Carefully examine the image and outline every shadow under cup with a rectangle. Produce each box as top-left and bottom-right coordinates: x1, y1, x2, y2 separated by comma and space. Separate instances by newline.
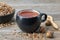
16, 9, 47, 33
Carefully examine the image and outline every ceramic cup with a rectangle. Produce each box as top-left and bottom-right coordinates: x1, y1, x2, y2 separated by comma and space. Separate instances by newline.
16, 9, 47, 33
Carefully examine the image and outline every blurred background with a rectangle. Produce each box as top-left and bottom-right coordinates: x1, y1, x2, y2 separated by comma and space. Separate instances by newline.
0, 0, 60, 21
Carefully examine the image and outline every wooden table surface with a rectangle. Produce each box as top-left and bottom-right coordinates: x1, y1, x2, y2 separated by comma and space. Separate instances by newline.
0, 21, 60, 40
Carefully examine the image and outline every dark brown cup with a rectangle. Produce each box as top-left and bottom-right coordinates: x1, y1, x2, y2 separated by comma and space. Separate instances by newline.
16, 9, 47, 33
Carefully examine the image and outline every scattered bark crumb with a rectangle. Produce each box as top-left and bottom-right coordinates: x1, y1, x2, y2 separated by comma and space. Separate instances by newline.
0, 21, 15, 28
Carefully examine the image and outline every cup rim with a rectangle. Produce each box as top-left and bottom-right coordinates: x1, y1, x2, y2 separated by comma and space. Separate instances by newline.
17, 9, 40, 18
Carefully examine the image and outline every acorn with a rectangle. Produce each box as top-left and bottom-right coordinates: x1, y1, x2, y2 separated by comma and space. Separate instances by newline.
45, 20, 51, 26
46, 30, 54, 38
40, 26, 46, 33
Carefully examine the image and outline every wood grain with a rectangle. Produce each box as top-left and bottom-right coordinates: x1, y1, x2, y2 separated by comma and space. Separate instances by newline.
0, 21, 59, 40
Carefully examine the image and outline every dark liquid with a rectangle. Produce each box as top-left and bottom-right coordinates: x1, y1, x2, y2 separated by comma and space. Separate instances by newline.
19, 11, 39, 18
